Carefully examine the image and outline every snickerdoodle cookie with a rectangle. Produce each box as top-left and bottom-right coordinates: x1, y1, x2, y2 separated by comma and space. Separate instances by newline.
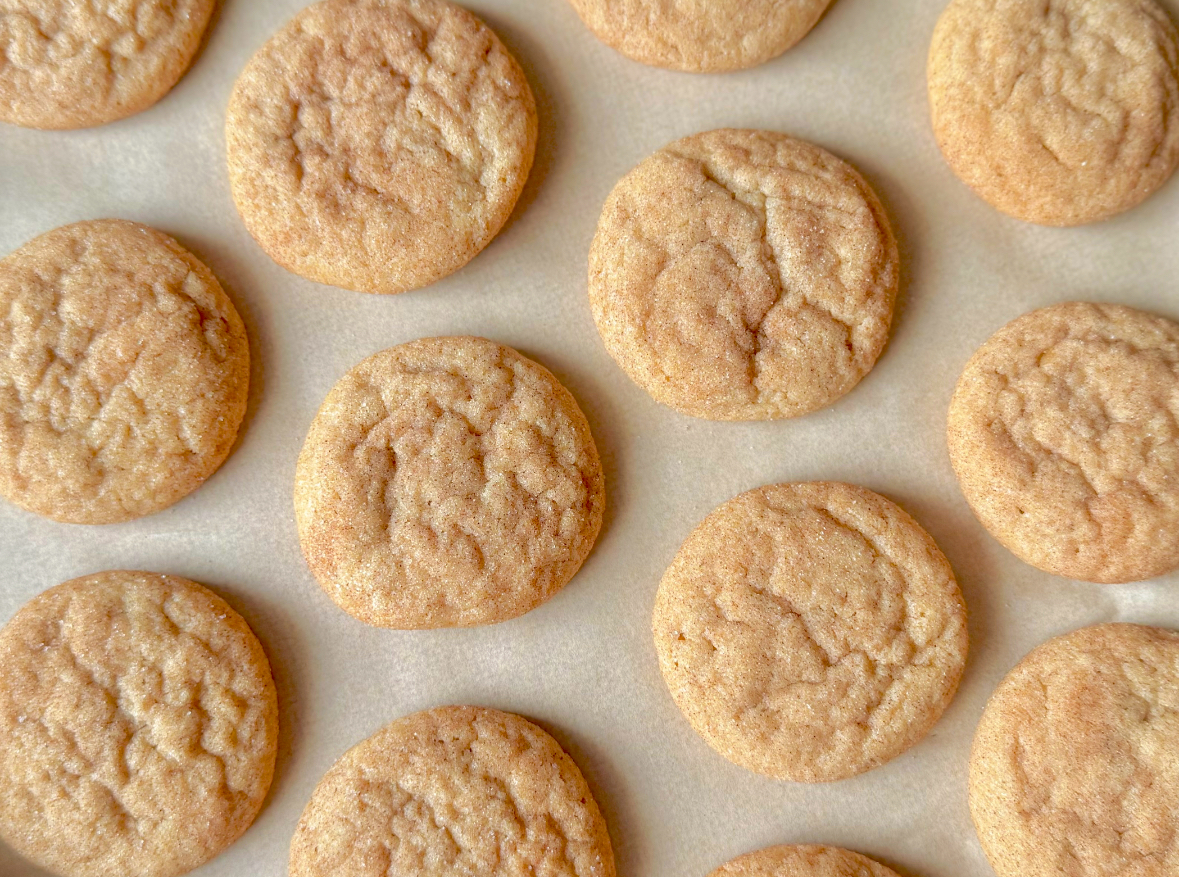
928, 0, 1179, 226
0, 0, 216, 129
566, 0, 835, 72
0, 220, 249, 524
589, 128, 897, 421
289, 706, 615, 877
226, 0, 537, 295
0, 570, 278, 877
653, 481, 967, 782
294, 336, 603, 628
709, 845, 905, 877
948, 302, 1179, 583
970, 623, 1179, 877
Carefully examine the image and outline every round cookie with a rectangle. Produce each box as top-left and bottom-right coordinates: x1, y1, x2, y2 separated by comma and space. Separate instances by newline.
566, 0, 835, 73
289, 705, 615, 877
947, 302, 1179, 583
0, 570, 278, 877
294, 336, 604, 628
0, 220, 250, 525
653, 481, 967, 782
589, 128, 898, 421
226, 0, 537, 295
709, 845, 904, 877
0, 0, 216, 130
970, 623, 1179, 877
928, 0, 1179, 226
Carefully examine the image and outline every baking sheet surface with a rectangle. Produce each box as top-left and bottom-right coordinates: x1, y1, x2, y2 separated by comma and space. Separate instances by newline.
3, 1, 1179, 875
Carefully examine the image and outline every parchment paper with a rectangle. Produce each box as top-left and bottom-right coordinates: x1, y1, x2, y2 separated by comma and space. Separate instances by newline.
3, 1, 1179, 875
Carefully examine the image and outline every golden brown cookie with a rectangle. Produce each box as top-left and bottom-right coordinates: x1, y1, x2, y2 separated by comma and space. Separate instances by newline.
294, 336, 604, 628
589, 128, 897, 421
289, 705, 615, 877
0, 220, 250, 525
226, 0, 537, 295
709, 845, 904, 877
0, 0, 216, 130
928, 0, 1179, 226
948, 302, 1179, 583
0, 570, 278, 877
653, 481, 967, 782
566, 0, 835, 72
970, 623, 1179, 877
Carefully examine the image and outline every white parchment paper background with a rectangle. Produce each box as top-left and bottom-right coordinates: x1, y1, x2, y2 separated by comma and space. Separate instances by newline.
3, 0, 1179, 874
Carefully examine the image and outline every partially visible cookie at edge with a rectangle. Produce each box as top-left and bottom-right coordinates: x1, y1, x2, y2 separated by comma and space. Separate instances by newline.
0, 0, 217, 129
226, 0, 537, 295
709, 844, 905, 877
589, 128, 898, 421
294, 336, 604, 628
948, 302, 1179, 583
0, 220, 250, 524
566, 0, 835, 72
928, 0, 1179, 226
289, 706, 616, 877
970, 623, 1179, 877
0, 570, 278, 877
653, 481, 967, 782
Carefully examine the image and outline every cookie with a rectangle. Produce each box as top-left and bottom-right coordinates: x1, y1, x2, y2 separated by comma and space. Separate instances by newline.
226, 0, 537, 296
566, 0, 834, 72
589, 128, 897, 421
948, 302, 1179, 583
0, 570, 278, 877
709, 845, 904, 877
294, 336, 604, 628
928, 0, 1179, 226
653, 481, 967, 782
0, 0, 216, 130
289, 705, 615, 877
0, 220, 250, 525
970, 623, 1179, 877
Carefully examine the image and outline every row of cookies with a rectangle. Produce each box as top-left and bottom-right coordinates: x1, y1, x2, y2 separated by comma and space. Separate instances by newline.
0, 568, 936, 877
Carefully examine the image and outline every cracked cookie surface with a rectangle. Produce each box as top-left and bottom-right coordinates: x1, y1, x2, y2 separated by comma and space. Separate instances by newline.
289, 706, 615, 877
948, 302, 1179, 583
0, 0, 215, 129
589, 129, 897, 421
0, 570, 278, 877
928, 0, 1179, 226
970, 623, 1179, 877
709, 844, 903, 877
652, 481, 967, 782
226, 0, 537, 295
294, 336, 604, 628
566, 0, 834, 72
0, 220, 249, 525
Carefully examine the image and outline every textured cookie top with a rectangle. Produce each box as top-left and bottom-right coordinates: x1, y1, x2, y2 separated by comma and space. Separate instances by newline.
709, 845, 902, 877
289, 706, 616, 877
929, 0, 1179, 226
226, 0, 537, 295
589, 129, 897, 421
948, 302, 1179, 583
0, 0, 215, 129
653, 482, 967, 782
566, 0, 834, 72
295, 337, 604, 628
970, 623, 1179, 877
0, 220, 249, 525
0, 571, 278, 877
